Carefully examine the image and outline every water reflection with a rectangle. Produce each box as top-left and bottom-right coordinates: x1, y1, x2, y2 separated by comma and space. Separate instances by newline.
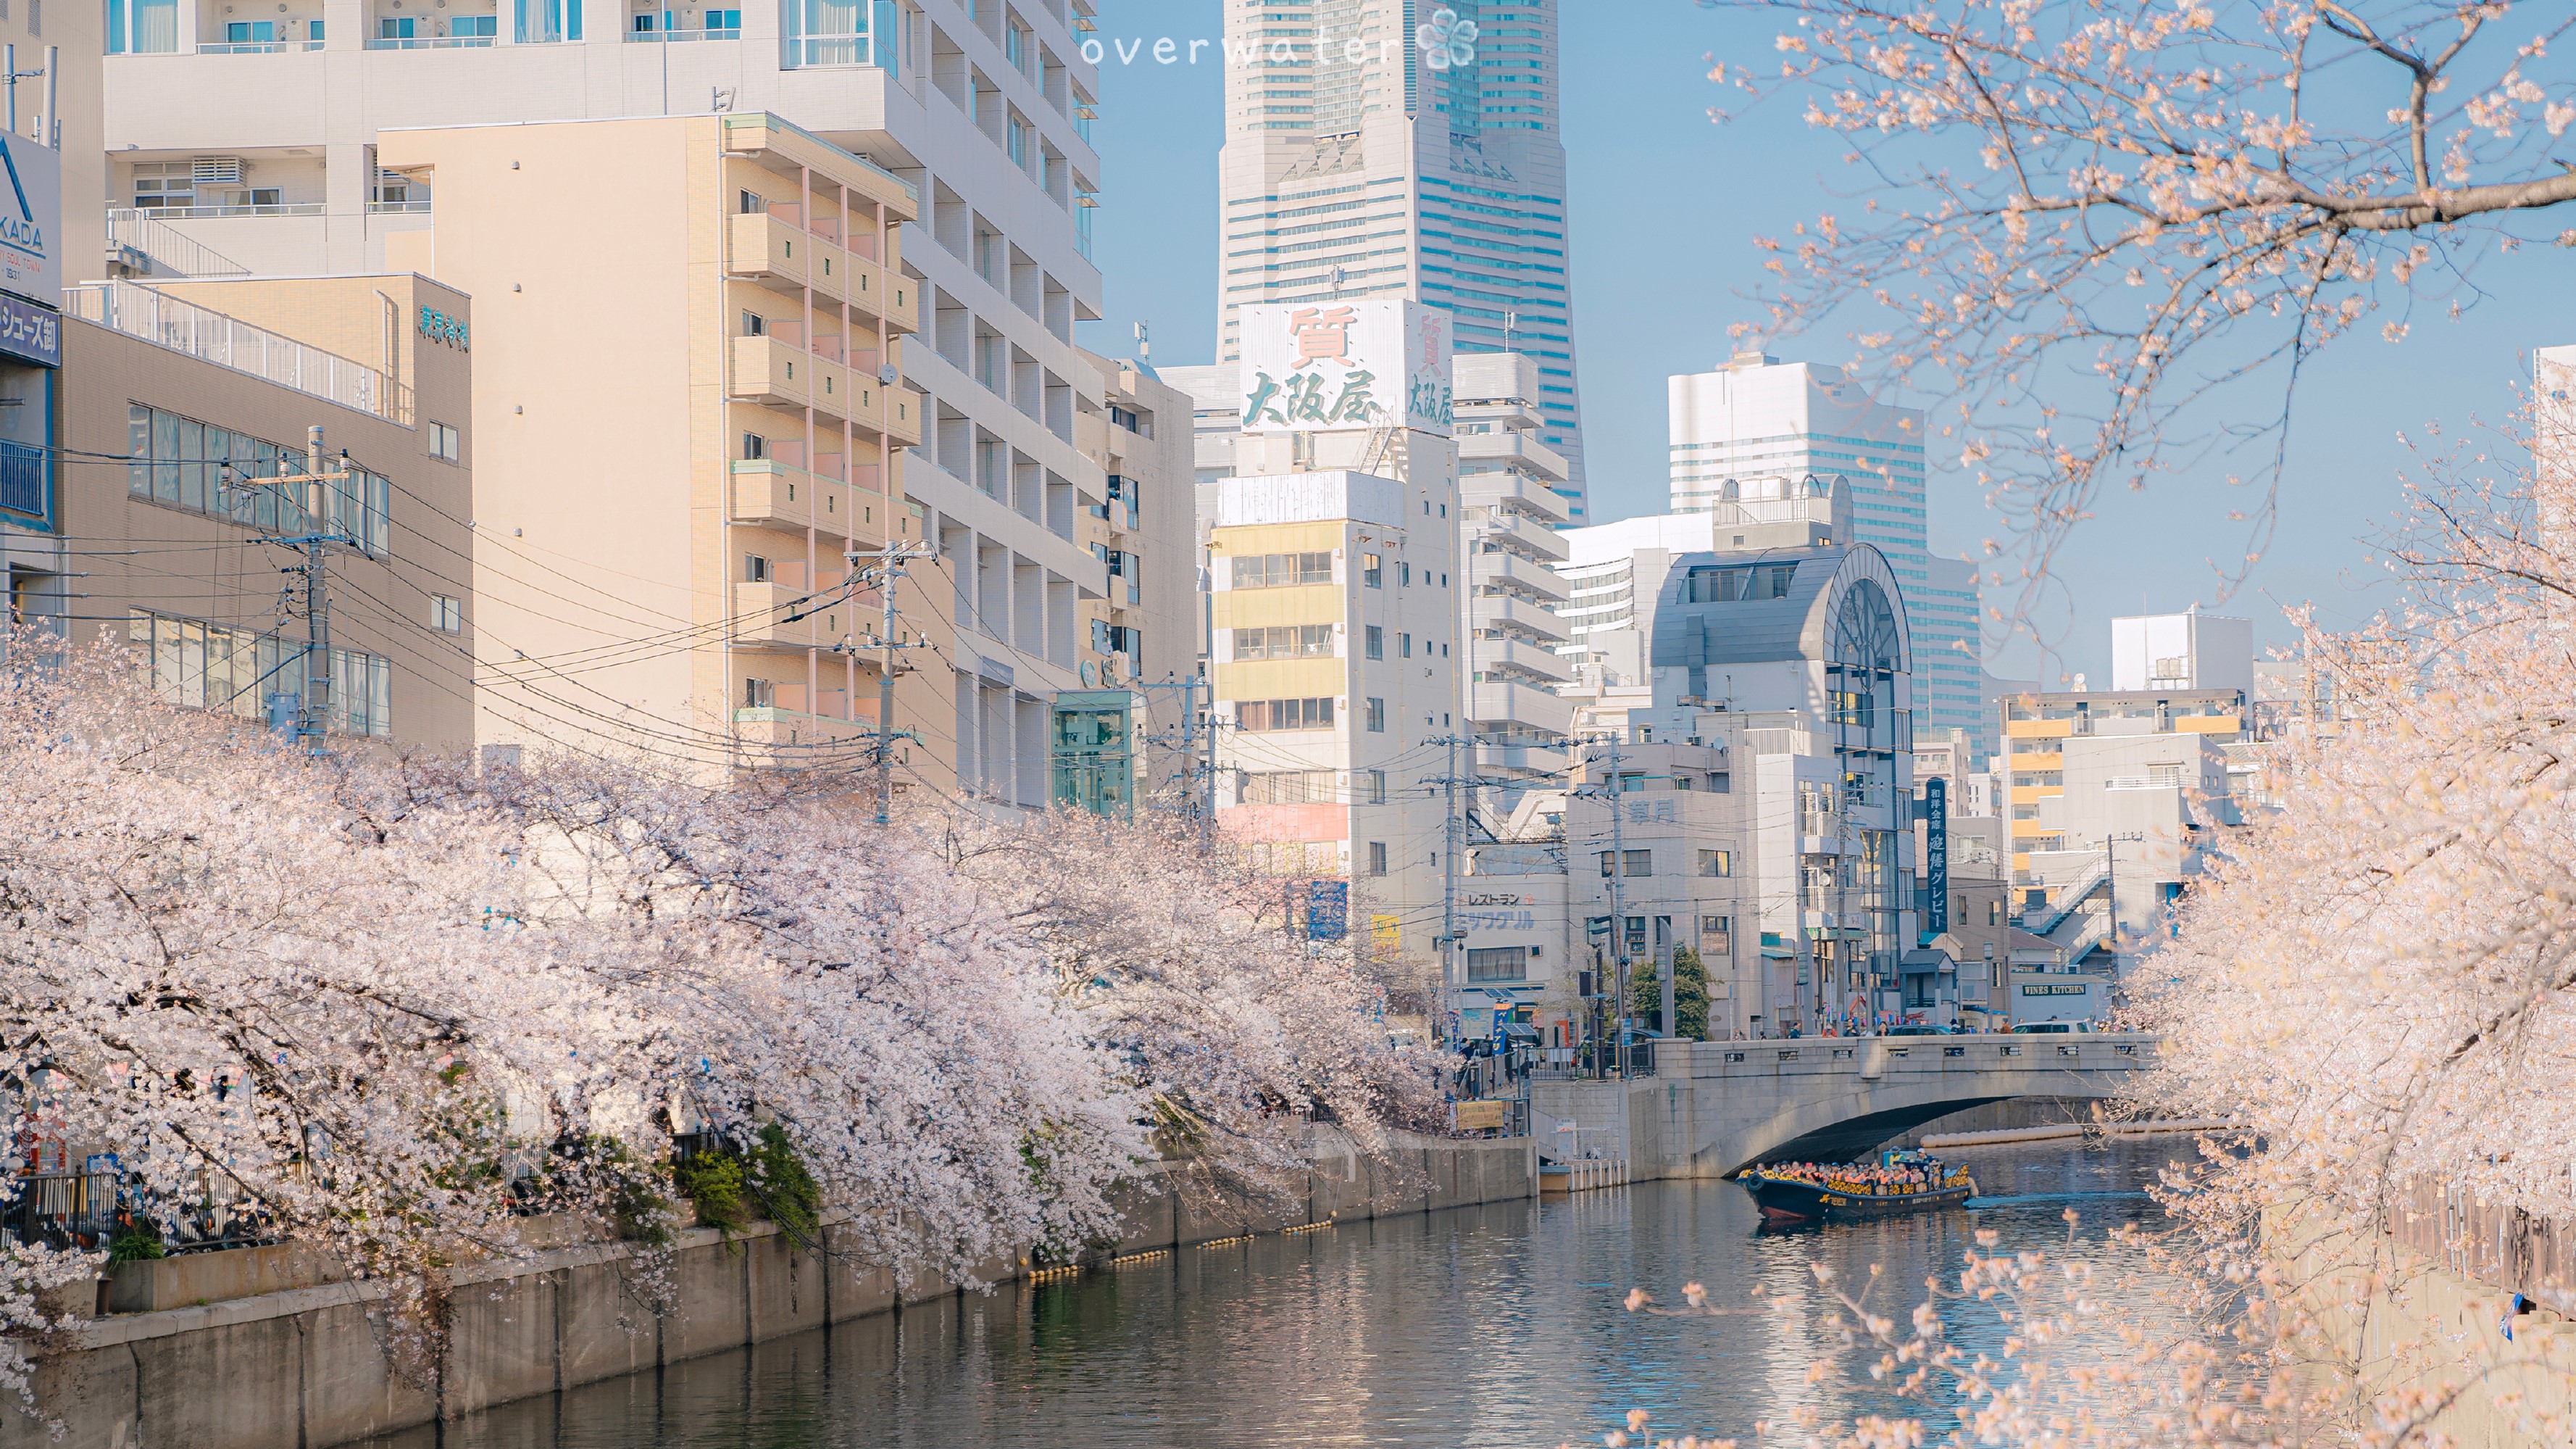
383, 1138, 2199, 1449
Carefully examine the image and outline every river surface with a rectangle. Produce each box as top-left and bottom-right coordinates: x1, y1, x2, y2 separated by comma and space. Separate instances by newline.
383, 1137, 2201, 1448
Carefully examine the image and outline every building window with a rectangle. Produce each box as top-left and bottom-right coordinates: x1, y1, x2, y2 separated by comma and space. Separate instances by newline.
1232, 624, 1333, 660
1399, 631, 1412, 658
431, 595, 463, 634
743, 678, 775, 708
1229, 552, 1332, 588
511, 0, 580, 40
1699, 916, 1732, 953
129, 610, 390, 736
1239, 769, 1338, 805
1466, 947, 1527, 984
1364, 697, 1384, 733
1364, 625, 1383, 660
108, 0, 181, 57
741, 432, 767, 460
428, 420, 461, 462
1698, 849, 1732, 877
1362, 552, 1381, 588
741, 310, 767, 336
1238, 697, 1335, 732
744, 553, 772, 583
1598, 850, 1652, 878
126, 402, 391, 556
739, 188, 764, 215
1366, 769, 1386, 805
1399, 562, 1411, 587
1367, 841, 1388, 876
1988, 900, 2002, 926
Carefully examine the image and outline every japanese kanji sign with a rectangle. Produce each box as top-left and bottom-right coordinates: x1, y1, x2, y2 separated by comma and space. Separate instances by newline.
1239, 300, 1452, 438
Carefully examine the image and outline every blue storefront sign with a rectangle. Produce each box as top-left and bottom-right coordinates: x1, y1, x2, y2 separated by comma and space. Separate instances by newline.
1305, 879, 1349, 941
0, 289, 59, 367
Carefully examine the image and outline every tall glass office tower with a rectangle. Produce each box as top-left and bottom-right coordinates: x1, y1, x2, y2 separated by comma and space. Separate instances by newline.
1213, 0, 1588, 520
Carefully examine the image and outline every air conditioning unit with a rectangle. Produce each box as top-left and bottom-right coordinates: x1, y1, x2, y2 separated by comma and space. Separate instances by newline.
192, 156, 247, 185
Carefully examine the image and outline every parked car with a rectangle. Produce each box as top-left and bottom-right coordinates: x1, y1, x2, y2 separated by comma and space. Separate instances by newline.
2009, 1021, 2093, 1034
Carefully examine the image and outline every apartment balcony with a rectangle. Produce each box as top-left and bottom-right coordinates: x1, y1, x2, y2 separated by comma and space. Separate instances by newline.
1471, 679, 1573, 736
1472, 595, 1570, 645
1477, 551, 1571, 605
729, 458, 888, 546
731, 700, 880, 754
1462, 469, 1573, 527
726, 210, 914, 334
729, 212, 809, 288
1474, 510, 1570, 564
1473, 639, 1574, 686
730, 572, 857, 651
1459, 430, 1571, 486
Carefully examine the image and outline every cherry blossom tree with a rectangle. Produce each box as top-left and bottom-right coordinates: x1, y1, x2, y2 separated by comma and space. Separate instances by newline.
930, 807, 1447, 1205
0, 633, 1147, 1411
1718, 0, 2576, 613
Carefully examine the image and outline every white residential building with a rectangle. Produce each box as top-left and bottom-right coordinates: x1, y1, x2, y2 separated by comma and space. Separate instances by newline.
1212, 0, 1589, 520
106, 0, 1121, 803
1454, 351, 1570, 776
2111, 608, 2254, 694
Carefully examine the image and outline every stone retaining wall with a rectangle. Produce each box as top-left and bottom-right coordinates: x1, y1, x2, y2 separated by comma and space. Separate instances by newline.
1, 1134, 1533, 1449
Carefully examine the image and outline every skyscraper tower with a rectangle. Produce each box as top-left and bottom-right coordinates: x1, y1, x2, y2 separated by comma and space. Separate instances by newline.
1214, 0, 1590, 522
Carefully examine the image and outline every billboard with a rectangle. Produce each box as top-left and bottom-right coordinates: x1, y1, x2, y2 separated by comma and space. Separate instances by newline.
0, 131, 58, 311
1238, 299, 1451, 436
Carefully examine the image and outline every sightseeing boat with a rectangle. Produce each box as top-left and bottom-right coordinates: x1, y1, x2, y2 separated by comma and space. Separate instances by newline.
1737, 1148, 1976, 1222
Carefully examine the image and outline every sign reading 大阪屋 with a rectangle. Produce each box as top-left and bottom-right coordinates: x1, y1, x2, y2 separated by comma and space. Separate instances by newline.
1238, 299, 1451, 437
0, 130, 59, 312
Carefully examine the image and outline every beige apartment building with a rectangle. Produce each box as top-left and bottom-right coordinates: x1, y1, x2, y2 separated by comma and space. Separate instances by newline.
55, 273, 477, 750
367, 112, 949, 779
1069, 350, 1196, 808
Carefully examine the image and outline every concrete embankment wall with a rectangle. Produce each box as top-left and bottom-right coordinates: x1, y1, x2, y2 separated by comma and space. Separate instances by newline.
2277, 1195, 2576, 1446
4, 1134, 1533, 1449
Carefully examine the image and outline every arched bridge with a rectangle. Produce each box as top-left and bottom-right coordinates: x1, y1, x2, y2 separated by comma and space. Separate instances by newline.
1529, 1034, 2162, 1178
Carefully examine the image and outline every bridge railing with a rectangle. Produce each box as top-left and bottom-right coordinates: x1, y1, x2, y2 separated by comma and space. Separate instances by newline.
1672, 1033, 2162, 1081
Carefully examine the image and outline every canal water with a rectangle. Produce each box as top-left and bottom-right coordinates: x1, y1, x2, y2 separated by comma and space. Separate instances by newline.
385, 1137, 2201, 1448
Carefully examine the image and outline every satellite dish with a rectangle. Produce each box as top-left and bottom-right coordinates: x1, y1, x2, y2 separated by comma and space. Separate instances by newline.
878, 365, 899, 386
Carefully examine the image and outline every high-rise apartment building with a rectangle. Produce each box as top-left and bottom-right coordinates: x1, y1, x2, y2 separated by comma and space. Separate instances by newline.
1667, 352, 1983, 755
1213, 0, 1588, 520
107, 0, 1123, 798
1454, 352, 1570, 776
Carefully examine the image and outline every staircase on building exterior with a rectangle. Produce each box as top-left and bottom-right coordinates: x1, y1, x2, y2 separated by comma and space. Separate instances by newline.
104, 209, 251, 281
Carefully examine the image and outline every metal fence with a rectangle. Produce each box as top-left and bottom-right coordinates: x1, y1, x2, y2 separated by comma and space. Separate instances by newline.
64, 281, 414, 425
2, 1169, 119, 1249
0, 439, 42, 517
102, 208, 251, 280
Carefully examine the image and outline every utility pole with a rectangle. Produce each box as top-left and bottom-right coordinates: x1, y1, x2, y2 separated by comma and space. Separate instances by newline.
1440, 731, 1460, 1047
840, 539, 933, 826
1604, 732, 1629, 1080
263, 425, 364, 757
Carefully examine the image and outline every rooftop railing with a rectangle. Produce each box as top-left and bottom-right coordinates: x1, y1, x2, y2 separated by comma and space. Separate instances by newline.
64, 281, 414, 425
104, 207, 252, 278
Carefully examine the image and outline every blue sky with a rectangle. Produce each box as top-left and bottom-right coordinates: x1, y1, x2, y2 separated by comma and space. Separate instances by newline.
1072, 0, 2576, 685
